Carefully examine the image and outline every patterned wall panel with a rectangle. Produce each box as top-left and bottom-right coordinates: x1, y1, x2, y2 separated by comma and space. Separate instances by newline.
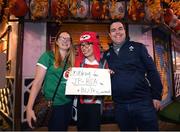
152, 29, 173, 106
21, 77, 33, 123
174, 72, 180, 98
22, 22, 46, 123
0, 77, 14, 122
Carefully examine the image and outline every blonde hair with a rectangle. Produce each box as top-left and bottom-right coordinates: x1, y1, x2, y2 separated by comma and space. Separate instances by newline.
54, 31, 75, 68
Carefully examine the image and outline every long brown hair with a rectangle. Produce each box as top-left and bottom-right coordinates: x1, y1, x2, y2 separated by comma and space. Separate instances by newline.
54, 31, 75, 68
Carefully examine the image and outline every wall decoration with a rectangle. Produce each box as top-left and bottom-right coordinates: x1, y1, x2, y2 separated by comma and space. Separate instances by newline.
101, 0, 109, 19
128, 25, 154, 58
174, 72, 180, 98
171, 35, 180, 98
30, 0, 49, 20
90, 0, 110, 20
69, 0, 89, 19
0, 8, 9, 35
22, 77, 33, 122
164, 8, 180, 35
9, 0, 29, 17
51, 0, 69, 20
109, 0, 125, 20
152, 29, 173, 106
163, 0, 180, 17
0, 77, 14, 122
0, 0, 4, 18
23, 23, 46, 77
154, 44, 170, 100
128, 0, 145, 21
144, 0, 162, 23
91, 0, 103, 19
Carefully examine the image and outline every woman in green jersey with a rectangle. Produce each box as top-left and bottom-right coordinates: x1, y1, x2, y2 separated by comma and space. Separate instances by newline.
26, 31, 75, 131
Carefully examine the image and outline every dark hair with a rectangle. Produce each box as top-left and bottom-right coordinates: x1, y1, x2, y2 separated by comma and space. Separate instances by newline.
109, 19, 126, 33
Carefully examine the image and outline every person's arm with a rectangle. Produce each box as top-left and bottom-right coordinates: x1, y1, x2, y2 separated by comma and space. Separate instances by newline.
140, 45, 163, 110
102, 51, 114, 74
26, 66, 46, 128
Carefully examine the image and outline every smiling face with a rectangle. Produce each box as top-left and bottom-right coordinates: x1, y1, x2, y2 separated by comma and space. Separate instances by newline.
80, 42, 94, 59
78, 31, 101, 62
109, 22, 126, 45
57, 32, 71, 50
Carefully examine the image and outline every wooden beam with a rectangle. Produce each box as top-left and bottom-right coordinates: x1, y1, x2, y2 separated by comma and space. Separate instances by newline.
14, 21, 24, 130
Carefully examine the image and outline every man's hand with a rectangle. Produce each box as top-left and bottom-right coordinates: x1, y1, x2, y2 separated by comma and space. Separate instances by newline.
108, 69, 115, 74
153, 99, 161, 111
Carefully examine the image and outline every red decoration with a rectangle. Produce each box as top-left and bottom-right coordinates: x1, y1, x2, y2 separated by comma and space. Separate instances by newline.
164, 8, 180, 35
51, 0, 68, 19
91, 0, 102, 19
9, 0, 28, 17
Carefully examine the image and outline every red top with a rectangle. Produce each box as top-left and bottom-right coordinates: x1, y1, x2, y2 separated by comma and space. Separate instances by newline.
80, 63, 101, 104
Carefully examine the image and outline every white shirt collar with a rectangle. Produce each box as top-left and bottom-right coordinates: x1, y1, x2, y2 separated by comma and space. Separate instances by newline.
84, 58, 99, 65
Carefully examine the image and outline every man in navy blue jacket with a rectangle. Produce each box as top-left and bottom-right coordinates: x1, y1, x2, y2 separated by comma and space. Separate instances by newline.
104, 20, 163, 131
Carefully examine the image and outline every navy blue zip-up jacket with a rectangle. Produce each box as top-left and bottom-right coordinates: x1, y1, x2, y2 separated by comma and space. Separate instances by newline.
104, 39, 163, 103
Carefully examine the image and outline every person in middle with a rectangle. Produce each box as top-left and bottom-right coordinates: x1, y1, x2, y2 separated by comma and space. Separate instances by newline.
74, 31, 107, 131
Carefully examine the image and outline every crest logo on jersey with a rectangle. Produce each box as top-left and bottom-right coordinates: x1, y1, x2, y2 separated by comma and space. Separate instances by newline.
63, 69, 70, 80
129, 46, 134, 51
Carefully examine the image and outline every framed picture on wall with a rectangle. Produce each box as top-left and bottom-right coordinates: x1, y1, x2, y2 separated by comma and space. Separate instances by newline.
152, 28, 173, 106
128, 25, 154, 58
172, 35, 180, 70
171, 35, 180, 98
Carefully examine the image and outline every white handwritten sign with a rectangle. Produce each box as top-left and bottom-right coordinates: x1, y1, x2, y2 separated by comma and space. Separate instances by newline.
65, 68, 111, 95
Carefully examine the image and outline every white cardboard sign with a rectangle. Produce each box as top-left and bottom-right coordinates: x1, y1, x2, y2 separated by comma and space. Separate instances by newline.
65, 68, 111, 95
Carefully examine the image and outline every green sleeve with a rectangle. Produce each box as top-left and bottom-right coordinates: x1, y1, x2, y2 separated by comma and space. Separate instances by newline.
37, 52, 51, 69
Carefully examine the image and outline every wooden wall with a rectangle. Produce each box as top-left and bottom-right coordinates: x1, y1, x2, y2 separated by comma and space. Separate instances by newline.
60, 23, 111, 50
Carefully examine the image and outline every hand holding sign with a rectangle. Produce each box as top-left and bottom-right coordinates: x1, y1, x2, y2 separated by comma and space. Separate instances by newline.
65, 68, 111, 95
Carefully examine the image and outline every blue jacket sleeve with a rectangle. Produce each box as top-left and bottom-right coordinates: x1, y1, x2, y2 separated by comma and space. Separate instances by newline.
140, 45, 163, 100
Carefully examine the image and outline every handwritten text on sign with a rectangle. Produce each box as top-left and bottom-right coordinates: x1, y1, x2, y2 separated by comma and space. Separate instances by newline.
65, 68, 111, 95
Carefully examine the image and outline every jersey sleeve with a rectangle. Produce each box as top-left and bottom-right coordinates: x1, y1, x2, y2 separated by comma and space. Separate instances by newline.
37, 52, 51, 70
140, 45, 163, 100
